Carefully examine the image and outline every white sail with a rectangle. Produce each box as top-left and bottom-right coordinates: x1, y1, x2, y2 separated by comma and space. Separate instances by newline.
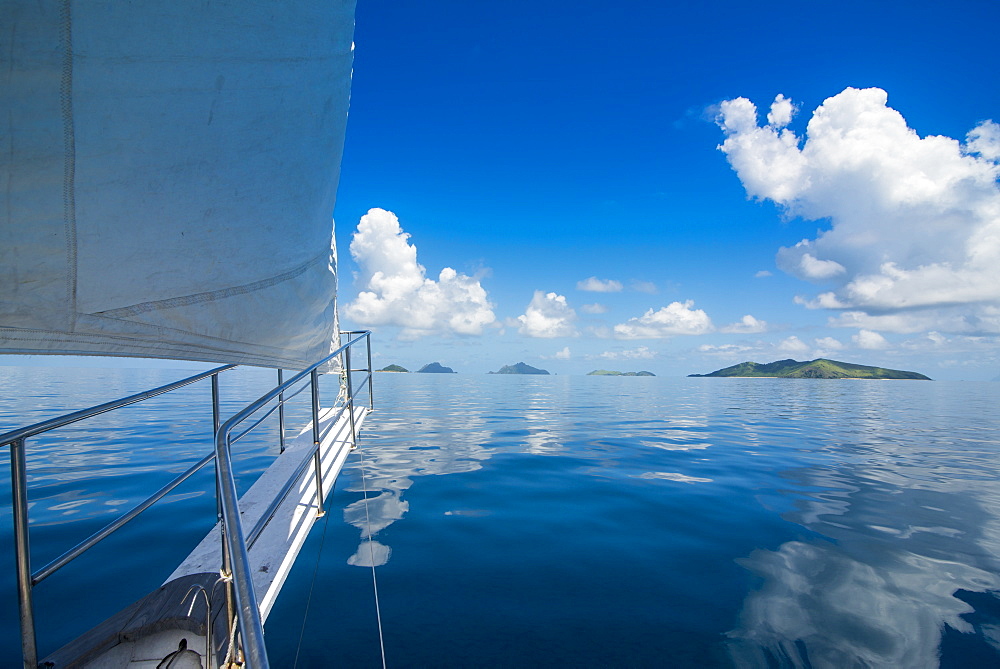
1, 0, 355, 369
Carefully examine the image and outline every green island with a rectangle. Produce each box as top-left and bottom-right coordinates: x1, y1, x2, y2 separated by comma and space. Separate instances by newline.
587, 370, 655, 376
489, 362, 550, 375
689, 358, 931, 380
377, 364, 409, 373
417, 362, 456, 373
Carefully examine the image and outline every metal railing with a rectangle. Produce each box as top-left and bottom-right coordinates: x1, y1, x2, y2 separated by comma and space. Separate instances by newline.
1, 330, 373, 668
216, 331, 373, 667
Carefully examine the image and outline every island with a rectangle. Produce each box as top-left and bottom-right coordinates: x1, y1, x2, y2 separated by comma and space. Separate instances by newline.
377, 364, 409, 373
489, 362, 550, 375
689, 358, 930, 380
416, 362, 456, 373
587, 370, 655, 376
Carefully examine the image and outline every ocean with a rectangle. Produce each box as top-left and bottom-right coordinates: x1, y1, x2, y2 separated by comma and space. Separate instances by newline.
2, 366, 1000, 667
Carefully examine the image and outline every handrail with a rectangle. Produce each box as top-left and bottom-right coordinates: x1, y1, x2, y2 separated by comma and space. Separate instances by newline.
229, 377, 312, 446
215, 330, 372, 668
3, 363, 236, 669
4, 331, 374, 668
0, 364, 235, 447
31, 451, 218, 585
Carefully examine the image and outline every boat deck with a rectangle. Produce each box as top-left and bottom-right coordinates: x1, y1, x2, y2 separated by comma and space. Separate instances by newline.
43, 403, 369, 668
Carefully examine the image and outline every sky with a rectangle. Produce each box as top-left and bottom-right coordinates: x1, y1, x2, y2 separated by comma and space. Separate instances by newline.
332, 0, 1000, 379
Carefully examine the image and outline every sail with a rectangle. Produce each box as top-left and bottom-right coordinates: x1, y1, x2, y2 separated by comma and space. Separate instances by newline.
1, 1, 355, 369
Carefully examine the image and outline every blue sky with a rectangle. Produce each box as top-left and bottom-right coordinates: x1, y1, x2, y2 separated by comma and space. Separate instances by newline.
334, 0, 1000, 379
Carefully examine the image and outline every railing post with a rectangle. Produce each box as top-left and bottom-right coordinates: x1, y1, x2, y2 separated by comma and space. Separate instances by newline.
215, 428, 268, 667
277, 369, 286, 454
344, 345, 357, 447
10, 438, 38, 669
212, 373, 223, 524
310, 369, 324, 517
219, 433, 237, 650
366, 332, 374, 410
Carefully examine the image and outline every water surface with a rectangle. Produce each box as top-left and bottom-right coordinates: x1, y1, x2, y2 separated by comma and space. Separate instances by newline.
3, 369, 1000, 667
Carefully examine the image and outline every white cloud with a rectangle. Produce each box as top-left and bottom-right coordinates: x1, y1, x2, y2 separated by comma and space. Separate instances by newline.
613, 300, 714, 339
814, 336, 844, 351
577, 277, 623, 293
901, 331, 948, 352
717, 88, 1000, 333
698, 343, 754, 356
541, 346, 572, 360
580, 302, 609, 315
967, 120, 1000, 161
791, 249, 846, 280
345, 208, 496, 337
517, 291, 577, 338
828, 309, 979, 334
597, 346, 656, 360
852, 329, 889, 350
777, 336, 810, 354
755, 270, 773, 278
721, 314, 768, 334
766, 93, 796, 128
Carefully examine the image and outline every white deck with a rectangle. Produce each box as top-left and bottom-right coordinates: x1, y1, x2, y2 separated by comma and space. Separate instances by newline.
169, 402, 369, 620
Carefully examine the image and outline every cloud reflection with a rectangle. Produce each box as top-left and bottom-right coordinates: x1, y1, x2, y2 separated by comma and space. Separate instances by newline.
728, 462, 1000, 667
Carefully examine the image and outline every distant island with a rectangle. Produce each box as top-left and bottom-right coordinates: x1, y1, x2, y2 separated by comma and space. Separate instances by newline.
689, 358, 930, 380
377, 364, 409, 373
417, 362, 456, 373
489, 362, 549, 375
587, 370, 655, 377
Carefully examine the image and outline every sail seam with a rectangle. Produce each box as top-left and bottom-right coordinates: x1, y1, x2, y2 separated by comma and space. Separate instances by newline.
0, 327, 289, 355
94, 249, 328, 319
61, 0, 78, 331
0, 330, 307, 368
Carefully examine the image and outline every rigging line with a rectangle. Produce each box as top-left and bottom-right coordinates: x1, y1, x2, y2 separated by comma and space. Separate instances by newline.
358, 432, 388, 669
293, 482, 335, 669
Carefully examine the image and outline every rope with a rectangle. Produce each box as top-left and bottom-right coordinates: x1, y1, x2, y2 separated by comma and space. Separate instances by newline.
358, 430, 388, 668
223, 614, 239, 667
293, 476, 335, 668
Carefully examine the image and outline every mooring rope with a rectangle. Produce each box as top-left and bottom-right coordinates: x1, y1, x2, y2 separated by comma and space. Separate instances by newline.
293, 477, 335, 669
358, 430, 388, 669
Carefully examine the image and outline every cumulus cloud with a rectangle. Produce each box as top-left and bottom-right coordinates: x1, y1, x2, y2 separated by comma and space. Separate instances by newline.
814, 336, 844, 351
613, 301, 713, 339
790, 248, 846, 280
541, 346, 572, 360
766, 93, 796, 128
968, 120, 1000, 161
517, 291, 578, 338
755, 270, 773, 278
721, 314, 768, 334
852, 329, 889, 350
580, 302, 609, 315
717, 88, 1000, 333
698, 343, 754, 356
577, 277, 623, 293
596, 346, 656, 360
345, 209, 496, 337
777, 336, 810, 354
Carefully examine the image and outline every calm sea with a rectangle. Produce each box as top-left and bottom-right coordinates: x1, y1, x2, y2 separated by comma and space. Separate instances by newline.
3, 367, 1000, 668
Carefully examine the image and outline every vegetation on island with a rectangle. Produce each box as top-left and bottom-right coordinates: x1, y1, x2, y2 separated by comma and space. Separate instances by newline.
489, 362, 550, 375
377, 364, 409, 373
417, 362, 456, 373
689, 358, 930, 380
587, 370, 655, 376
